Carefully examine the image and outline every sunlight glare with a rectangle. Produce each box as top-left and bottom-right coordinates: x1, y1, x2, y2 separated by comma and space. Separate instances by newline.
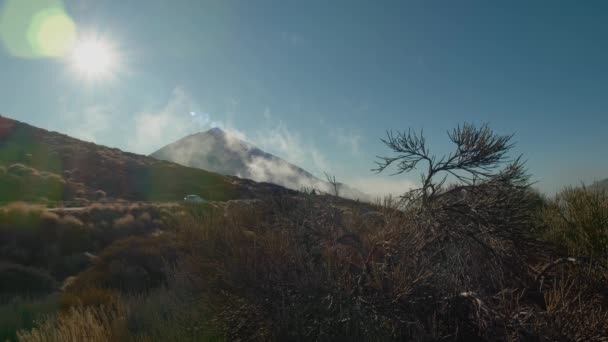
69, 37, 117, 79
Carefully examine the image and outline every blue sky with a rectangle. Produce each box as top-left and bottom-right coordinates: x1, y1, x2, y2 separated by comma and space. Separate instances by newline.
0, 0, 607, 195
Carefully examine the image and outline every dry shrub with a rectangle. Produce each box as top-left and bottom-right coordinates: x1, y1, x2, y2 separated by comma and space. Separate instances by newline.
68, 235, 179, 294
165, 186, 605, 340
114, 213, 135, 227
490, 265, 608, 341
0, 262, 57, 297
137, 212, 151, 223
40, 211, 61, 224
57, 216, 92, 255
59, 287, 118, 310
0, 202, 45, 235
39, 172, 66, 185
61, 215, 83, 227
17, 302, 129, 342
538, 269, 608, 340
0, 295, 59, 342
167, 196, 444, 340
2, 201, 45, 213
87, 202, 105, 210
7, 164, 39, 177
9, 192, 607, 340
122, 279, 217, 341
93, 190, 106, 200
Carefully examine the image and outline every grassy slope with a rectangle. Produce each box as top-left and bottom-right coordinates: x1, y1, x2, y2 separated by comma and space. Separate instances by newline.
0, 115, 238, 202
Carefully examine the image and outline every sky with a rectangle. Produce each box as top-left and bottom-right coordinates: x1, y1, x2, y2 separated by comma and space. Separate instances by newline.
0, 0, 607, 196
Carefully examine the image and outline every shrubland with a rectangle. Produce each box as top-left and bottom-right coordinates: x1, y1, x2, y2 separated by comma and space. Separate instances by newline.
1, 124, 606, 341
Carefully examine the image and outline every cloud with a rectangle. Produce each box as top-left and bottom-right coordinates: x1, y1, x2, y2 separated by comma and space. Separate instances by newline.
335, 128, 363, 155
255, 122, 306, 165
245, 156, 327, 190
345, 176, 417, 199
127, 87, 225, 154
253, 121, 330, 175
58, 103, 116, 145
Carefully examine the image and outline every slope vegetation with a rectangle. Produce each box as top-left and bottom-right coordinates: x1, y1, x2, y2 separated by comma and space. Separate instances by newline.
0, 116, 238, 202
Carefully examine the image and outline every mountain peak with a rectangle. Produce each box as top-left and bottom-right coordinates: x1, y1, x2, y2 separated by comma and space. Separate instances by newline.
207, 127, 225, 135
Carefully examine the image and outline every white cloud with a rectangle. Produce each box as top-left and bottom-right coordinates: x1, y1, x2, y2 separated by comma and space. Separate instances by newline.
345, 176, 417, 199
127, 87, 225, 154
253, 121, 331, 175
310, 148, 331, 174
245, 156, 327, 190
255, 122, 306, 165
59, 103, 116, 144
336, 128, 363, 155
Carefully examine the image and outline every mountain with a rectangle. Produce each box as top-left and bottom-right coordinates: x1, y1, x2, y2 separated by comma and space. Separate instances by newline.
0, 115, 289, 202
151, 128, 370, 200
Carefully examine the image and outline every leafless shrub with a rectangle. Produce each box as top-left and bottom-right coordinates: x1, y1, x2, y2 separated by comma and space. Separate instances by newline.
324, 172, 341, 197
374, 123, 538, 295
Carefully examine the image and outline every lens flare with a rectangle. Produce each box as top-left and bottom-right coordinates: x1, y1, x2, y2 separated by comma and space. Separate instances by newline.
28, 8, 76, 57
0, 0, 76, 58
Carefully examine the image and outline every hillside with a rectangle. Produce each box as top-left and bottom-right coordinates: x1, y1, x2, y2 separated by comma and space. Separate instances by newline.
151, 128, 369, 200
0, 115, 247, 202
2, 120, 607, 341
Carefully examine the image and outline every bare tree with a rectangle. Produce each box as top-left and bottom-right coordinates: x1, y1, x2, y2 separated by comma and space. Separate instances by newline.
323, 172, 341, 197
374, 123, 537, 293
373, 123, 529, 204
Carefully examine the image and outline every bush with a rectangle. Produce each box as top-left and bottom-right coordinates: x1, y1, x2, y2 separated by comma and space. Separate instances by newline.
17, 302, 129, 342
114, 213, 135, 227
51, 253, 91, 280
69, 235, 179, 293
59, 287, 118, 310
0, 262, 56, 297
0, 295, 59, 342
57, 216, 93, 255
539, 186, 608, 259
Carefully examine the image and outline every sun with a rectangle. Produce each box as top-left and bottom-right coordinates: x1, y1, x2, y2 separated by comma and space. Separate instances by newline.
69, 37, 117, 79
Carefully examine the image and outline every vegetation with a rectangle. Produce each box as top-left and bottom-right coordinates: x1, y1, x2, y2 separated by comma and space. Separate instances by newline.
0, 123, 606, 341
0, 115, 239, 202
538, 185, 608, 260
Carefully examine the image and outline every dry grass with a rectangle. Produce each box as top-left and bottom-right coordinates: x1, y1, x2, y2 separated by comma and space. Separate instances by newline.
7, 188, 608, 341
17, 303, 129, 342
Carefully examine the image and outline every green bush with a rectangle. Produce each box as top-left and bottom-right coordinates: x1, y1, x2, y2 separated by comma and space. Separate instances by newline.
539, 186, 608, 259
